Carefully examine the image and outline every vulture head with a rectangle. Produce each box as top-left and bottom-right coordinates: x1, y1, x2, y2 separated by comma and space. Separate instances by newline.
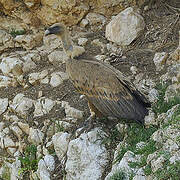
45, 23, 74, 58
45, 23, 66, 37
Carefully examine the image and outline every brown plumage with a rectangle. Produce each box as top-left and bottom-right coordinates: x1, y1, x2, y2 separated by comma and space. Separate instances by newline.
45, 23, 150, 125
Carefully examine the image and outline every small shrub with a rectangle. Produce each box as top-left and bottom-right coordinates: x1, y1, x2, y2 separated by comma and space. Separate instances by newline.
101, 127, 123, 146
152, 83, 180, 115
115, 124, 157, 163
10, 28, 26, 37
144, 164, 152, 176
155, 161, 180, 180
18, 144, 40, 177
108, 170, 126, 180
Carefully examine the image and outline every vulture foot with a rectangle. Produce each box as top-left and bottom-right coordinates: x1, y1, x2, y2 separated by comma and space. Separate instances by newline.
76, 114, 96, 137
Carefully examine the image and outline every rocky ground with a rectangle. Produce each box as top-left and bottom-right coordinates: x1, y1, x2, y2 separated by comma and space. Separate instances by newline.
0, 1, 180, 180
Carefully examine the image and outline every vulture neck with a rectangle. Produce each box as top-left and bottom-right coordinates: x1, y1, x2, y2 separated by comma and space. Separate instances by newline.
59, 31, 73, 59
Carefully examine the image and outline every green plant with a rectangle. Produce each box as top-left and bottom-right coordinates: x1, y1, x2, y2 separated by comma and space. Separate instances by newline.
155, 161, 180, 180
55, 120, 65, 132
152, 83, 180, 115
115, 124, 157, 163
10, 28, 26, 37
108, 170, 126, 180
18, 144, 40, 177
114, 124, 157, 178
144, 164, 152, 175
101, 127, 123, 146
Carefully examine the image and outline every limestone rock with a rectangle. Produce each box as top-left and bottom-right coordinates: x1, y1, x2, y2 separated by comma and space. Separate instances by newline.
17, 122, 30, 135
163, 139, 179, 153
0, 122, 5, 132
86, 13, 106, 25
10, 158, 21, 180
21, 53, 37, 73
10, 125, 23, 139
37, 155, 55, 180
48, 50, 68, 65
106, 43, 122, 54
78, 38, 88, 46
130, 66, 138, 75
151, 155, 166, 172
34, 97, 56, 117
144, 111, 157, 126
28, 70, 48, 85
163, 104, 180, 125
133, 168, 146, 180
28, 128, 44, 145
10, 93, 35, 118
0, 75, 18, 88
153, 52, 168, 71
66, 128, 108, 180
0, 30, 14, 53
95, 55, 106, 61
169, 151, 180, 164
0, 57, 23, 77
3, 114, 20, 123
105, 150, 141, 179
62, 101, 84, 119
136, 142, 146, 150
148, 88, 159, 103
2, 127, 9, 135
22, 51, 41, 63
91, 39, 105, 53
38, 0, 89, 26
151, 129, 163, 143
105, 7, 145, 45
0, 98, 8, 115
3, 136, 16, 148
24, 0, 40, 8
164, 84, 180, 102
52, 132, 71, 160
80, 19, 89, 27
14, 33, 43, 50
50, 72, 69, 87
163, 126, 180, 144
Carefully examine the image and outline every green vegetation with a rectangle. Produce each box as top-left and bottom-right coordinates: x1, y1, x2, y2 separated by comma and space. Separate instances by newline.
101, 127, 123, 146
164, 104, 180, 128
108, 170, 126, 180
152, 83, 180, 115
18, 144, 40, 177
155, 159, 180, 179
114, 124, 157, 178
55, 120, 65, 132
115, 124, 157, 163
144, 164, 152, 175
109, 82, 180, 179
10, 28, 26, 37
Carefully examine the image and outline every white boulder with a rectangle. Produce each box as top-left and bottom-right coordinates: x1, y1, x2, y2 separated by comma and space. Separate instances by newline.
0, 98, 8, 115
52, 132, 71, 160
105, 7, 145, 45
65, 128, 108, 180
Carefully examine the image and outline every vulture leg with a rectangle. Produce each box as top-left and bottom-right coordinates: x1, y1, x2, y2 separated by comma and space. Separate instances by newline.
76, 100, 103, 137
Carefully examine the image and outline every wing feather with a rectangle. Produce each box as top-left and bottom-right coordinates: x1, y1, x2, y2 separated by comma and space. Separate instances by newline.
66, 59, 150, 124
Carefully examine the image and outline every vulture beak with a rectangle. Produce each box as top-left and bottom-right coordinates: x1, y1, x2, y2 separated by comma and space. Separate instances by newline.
44, 29, 51, 36
44, 24, 63, 36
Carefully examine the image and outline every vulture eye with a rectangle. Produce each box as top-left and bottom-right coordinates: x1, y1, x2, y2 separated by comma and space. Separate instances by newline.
50, 26, 61, 34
